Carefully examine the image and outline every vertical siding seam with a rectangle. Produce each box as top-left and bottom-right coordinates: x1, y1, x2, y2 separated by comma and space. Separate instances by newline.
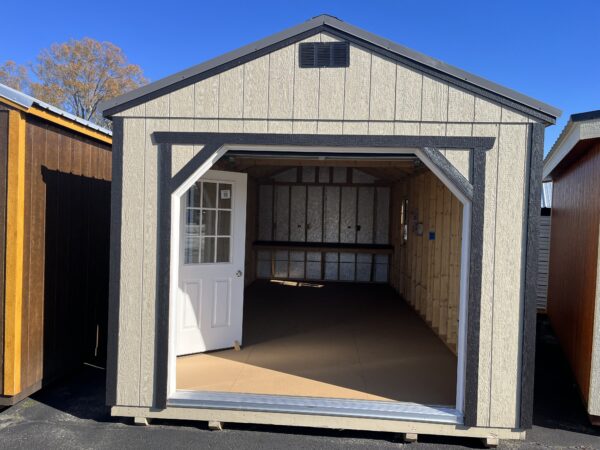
241, 63, 246, 122
266, 54, 271, 131
488, 109, 503, 425
316, 33, 323, 128
291, 42, 297, 132
367, 53, 373, 135
341, 60, 347, 134
392, 60, 398, 127
516, 123, 530, 424
217, 74, 221, 132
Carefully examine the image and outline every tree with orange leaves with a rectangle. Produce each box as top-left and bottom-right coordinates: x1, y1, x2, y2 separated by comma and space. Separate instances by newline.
0, 38, 146, 127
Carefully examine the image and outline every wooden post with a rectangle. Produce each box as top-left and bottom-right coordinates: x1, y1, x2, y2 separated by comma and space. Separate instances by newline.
3, 110, 26, 396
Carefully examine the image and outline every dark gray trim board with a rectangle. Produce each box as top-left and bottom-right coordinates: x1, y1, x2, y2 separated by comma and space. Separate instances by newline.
571, 110, 600, 123
463, 149, 486, 427
153, 131, 495, 150
148, 133, 488, 428
519, 123, 545, 429
106, 117, 124, 406
101, 15, 560, 123
154, 144, 173, 409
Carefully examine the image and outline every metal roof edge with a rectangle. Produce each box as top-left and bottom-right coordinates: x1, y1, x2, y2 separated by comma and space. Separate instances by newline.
543, 110, 600, 179
0, 82, 112, 136
101, 14, 561, 122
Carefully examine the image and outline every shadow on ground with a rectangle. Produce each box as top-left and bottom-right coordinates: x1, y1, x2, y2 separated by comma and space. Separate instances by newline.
531, 315, 600, 437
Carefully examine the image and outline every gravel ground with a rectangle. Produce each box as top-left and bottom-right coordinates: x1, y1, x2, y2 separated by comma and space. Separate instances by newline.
0, 315, 599, 449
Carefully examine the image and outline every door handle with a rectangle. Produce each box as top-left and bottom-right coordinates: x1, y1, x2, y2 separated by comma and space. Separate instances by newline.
236, 270, 243, 277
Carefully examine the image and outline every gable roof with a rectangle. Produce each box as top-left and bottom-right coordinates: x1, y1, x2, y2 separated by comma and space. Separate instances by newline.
100, 14, 561, 123
543, 109, 600, 180
0, 82, 112, 144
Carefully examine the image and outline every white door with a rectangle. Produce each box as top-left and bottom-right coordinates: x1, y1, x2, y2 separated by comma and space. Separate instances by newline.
176, 170, 247, 356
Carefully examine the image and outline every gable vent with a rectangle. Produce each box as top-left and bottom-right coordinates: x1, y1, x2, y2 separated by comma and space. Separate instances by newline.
299, 42, 350, 68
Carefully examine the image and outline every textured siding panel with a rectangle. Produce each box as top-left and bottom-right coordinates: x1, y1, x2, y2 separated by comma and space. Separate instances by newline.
268, 46, 295, 119
139, 116, 168, 406
369, 56, 396, 121
474, 97, 502, 123
219, 65, 244, 132
395, 65, 422, 121
117, 118, 146, 405
343, 45, 371, 120
169, 85, 194, 118
243, 56, 269, 119
472, 123, 500, 426
421, 77, 448, 122
293, 36, 321, 122
445, 124, 473, 180
448, 87, 475, 123
489, 124, 528, 427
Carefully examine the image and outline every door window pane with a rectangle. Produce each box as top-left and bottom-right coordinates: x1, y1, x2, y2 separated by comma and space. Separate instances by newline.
202, 182, 217, 208
216, 237, 230, 263
186, 209, 201, 235
187, 183, 201, 208
201, 210, 216, 235
217, 210, 231, 236
184, 180, 234, 265
201, 237, 216, 263
185, 236, 200, 264
218, 183, 232, 209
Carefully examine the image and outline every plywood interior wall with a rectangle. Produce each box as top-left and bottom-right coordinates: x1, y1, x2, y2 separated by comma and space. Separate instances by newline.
252, 166, 391, 283
244, 177, 257, 287
390, 171, 463, 353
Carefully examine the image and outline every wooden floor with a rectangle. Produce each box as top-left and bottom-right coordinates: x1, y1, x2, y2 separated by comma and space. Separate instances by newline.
177, 281, 457, 405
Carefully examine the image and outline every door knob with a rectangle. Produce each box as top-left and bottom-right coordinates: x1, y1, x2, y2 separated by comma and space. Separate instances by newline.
236, 270, 243, 277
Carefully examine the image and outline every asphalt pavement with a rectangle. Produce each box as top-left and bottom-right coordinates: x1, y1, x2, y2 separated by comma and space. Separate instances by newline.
0, 315, 599, 449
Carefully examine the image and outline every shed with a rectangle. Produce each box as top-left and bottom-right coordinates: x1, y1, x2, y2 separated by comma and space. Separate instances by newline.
0, 83, 112, 405
101, 15, 559, 443
543, 110, 600, 422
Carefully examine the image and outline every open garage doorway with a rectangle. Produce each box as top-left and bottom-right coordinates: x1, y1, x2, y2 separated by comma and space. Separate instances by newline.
169, 150, 469, 419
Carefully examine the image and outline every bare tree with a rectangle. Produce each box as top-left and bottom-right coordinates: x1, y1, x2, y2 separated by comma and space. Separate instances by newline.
0, 38, 146, 127
30, 38, 147, 126
0, 61, 29, 91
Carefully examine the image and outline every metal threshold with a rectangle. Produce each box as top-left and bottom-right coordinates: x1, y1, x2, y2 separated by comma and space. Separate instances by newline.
168, 391, 463, 425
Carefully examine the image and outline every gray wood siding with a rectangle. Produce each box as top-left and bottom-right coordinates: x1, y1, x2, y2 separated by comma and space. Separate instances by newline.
114, 32, 535, 429
537, 215, 551, 311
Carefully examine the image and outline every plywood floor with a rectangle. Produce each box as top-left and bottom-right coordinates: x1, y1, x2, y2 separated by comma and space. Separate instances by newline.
177, 281, 457, 405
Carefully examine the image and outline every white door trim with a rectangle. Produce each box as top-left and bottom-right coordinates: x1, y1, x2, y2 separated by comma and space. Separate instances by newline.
166, 144, 471, 421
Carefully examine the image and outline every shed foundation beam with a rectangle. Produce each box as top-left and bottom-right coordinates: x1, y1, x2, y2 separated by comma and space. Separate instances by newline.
403, 432, 418, 442
482, 436, 499, 448
208, 420, 224, 431
134, 417, 151, 426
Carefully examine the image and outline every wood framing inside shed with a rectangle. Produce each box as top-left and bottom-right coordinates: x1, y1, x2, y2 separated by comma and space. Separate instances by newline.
102, 15, 559, 443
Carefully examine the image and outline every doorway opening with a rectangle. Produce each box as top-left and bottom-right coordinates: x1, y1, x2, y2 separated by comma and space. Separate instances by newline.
168, 150, 470, 422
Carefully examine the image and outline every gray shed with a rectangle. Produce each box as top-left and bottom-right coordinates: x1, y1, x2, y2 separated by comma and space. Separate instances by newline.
101, 15, 559, 444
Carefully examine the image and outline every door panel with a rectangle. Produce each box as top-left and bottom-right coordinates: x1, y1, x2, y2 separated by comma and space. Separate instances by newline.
176, 170, 247, 356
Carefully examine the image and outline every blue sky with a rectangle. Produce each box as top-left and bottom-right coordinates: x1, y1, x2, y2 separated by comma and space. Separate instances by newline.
2, 0, 598, 153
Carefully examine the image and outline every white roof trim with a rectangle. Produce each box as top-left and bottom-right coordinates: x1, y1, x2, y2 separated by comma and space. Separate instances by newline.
543, 114, 600, 180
